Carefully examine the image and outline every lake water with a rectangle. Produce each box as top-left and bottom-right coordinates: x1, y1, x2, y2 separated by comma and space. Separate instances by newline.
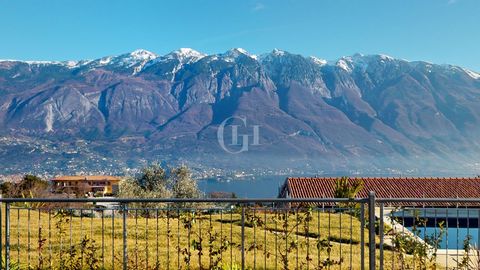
197, 175, 287, 198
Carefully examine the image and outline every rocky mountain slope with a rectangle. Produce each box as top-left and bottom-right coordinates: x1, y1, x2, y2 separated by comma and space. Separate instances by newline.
0, 49, 479, 175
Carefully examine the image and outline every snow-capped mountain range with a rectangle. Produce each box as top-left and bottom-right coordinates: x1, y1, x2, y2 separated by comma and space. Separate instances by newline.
0, 48, 479, 175
2, 48, 479, 79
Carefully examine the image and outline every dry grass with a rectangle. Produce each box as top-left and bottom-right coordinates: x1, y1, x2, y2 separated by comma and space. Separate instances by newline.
0, 204, 405, 269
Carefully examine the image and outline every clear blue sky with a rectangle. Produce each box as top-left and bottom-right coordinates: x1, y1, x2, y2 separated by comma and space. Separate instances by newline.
1, 0, 479, 70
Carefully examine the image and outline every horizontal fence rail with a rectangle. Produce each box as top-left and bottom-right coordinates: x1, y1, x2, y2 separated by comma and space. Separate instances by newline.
0, 194, 480, 269
0, 198, 369, 203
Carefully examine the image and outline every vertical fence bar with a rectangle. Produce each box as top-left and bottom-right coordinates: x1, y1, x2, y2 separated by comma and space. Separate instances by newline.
48, 210, 52, 269
275, 206, 279, 270
254, 207, 257, 269
155, 208, 159, 268
446, 206, 449, 268
316, 207, 322, 268
241, 204, 246, 270
0, 195, 2, 270
456, 205, 459, 268
101, 210, 105, 269
134, 209, 138, 268
379, 203, 384, 270
69, 209, 72, 251
220, 210, 223, 266
328, 209, 331, 263
145, 211, 149, 270
295, 208, 299, 270
368, 191, 376, 270
360, 203, 365, 270
5, 202, 10, 270
16, 209, 19, 267
209, 212, 213, 269
156, 208, 159, 269
350, 207, 353, 269
37, 209, 41, 269
27, 209, 31, 267
264, 207, 267, 270
339, 211, 342, 270
176, 208, 180, 269
478, 209, 480, 256
391, 206, 395, 270
167, 206, 170, 270
122, 203, 128, 270
199, 211, 203, 268
112, 208, 115, 269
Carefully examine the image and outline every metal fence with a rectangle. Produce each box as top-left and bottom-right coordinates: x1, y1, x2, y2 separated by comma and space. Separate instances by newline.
0, 194, 479, 269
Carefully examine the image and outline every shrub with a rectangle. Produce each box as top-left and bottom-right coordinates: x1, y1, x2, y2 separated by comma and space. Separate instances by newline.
118, 164, 201, 199
0, 174, 50, 198
390, 209, 444, 269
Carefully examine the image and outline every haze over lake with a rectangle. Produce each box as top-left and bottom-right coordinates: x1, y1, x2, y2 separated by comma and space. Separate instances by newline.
198, 176, 287, 198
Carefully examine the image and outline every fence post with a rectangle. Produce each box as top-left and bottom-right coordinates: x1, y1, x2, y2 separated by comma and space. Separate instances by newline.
5, 202, 9, 270
360, 202, 365, 270
241, 204, 246, 270
368, 191, 376, 270
122, 203, 128, 270
0, 194, 2, 270
379, 203, 384, 270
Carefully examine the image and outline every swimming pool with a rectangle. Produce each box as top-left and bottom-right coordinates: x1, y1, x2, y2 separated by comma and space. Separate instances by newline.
390, 207, 480, 249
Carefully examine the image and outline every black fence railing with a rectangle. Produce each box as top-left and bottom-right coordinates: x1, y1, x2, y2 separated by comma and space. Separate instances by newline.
0, 194, 479, 269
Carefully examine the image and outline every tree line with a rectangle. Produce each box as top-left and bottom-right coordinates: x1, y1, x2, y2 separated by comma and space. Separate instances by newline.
0, 164, 202, 199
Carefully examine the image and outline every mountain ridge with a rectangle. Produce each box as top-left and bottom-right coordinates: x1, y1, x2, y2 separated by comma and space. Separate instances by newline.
0, 49, 479, 176
2, 48, 479, 77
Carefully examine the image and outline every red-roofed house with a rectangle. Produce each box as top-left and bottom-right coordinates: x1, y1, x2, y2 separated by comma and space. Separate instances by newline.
279, 177, 480, 206
51, 175, 121, 195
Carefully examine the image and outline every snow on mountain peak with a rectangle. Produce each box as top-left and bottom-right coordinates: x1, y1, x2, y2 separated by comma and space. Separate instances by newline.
309, 56, 327, 66
157, 48, 207, 67
81, 50, 159, 74
25, 60, 56, 65
3, 50, 478, 81
170, 48, 206, 60
464, 68, 480, 79
0, 59, 58, 66
222, 48, 257, 61
378, 54, 394, 61
349, 53, 395, 64
0, 59, 87, 69
63, 60, 80, 68
140, 48, 206, 79
130, 49, 157, 60
231, 48, 248, 54
336, 58, 353, 72
258, 49, 288, 63
98, 57, 113, 65
333, 53, 398, 72
272, 48, 286, 56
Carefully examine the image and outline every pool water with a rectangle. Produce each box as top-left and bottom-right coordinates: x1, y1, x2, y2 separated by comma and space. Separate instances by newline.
410, 227, 479, 249
392, 208, 480, 250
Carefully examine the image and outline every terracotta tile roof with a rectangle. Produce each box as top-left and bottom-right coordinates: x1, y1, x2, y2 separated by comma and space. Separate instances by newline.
280, 177, 480, 206
51, 175, 121, 182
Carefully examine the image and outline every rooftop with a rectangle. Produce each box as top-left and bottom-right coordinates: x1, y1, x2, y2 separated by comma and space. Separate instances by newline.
280, 177, 480, 206
51, 175, 121, 182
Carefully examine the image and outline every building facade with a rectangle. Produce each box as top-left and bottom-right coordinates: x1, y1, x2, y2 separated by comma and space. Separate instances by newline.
51, 175, 121, 195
